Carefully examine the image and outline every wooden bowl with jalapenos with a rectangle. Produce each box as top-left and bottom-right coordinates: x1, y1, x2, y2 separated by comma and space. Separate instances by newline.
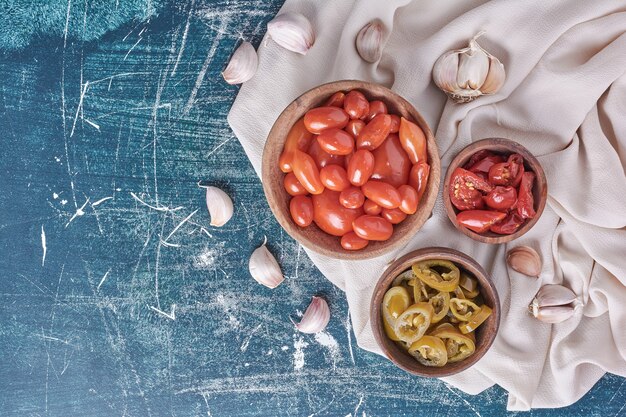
370, 247, 500, 377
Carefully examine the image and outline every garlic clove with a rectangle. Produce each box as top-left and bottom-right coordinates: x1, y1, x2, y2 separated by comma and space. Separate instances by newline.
266, 12, 315, 55
533, 284, 577, 308
433, 52, 460, 93
456, 47, 489, 90
204, 186, 234, 227
294, 296, 330, 333
222, 41, 258, 85
532, 305, 575, 324
249, 238, 284, 289
481, 56, 506, 94
356, 19, 384, 63
507, 246, 542, 277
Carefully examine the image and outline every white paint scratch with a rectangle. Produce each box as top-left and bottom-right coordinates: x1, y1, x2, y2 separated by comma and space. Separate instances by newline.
130, 192, 183, 212
314, 331, 341, 370
41, 226, 47, 267
161, 209, 198, 245
353, 395, 364, 417
444, 384, 483, 417
345, 312, 355, 365
92, 196, 113, 207
97, 269, 111, 291
240, 324, 262, 352
293, 336, 308, 371
65, 197, 90, 228
123, 37, 143, 60
84, 118, 100, 131
70, 81, 89, 138
149, 304, 176, 320
171, 0, 195, 77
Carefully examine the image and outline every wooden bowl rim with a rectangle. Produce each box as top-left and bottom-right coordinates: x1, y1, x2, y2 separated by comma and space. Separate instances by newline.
442, 138, 548, 244
370, 247, 501, 377
261, 80, 441, 260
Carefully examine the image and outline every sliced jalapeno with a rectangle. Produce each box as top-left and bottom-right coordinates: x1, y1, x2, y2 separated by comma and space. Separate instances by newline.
394, 302, 433, 344
408, 335, 448, 367
412, 260, 459, 292
382, 286, 411, 341
458, 305, 493, 334
430, 324, 476, 362
428, 291, 450, 324
449, 298, 481, 321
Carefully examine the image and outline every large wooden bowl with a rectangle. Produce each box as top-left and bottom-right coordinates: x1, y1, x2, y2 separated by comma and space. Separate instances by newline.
370, 247, 500, 377
262, 80, 441, 260
443, 138, 547, 244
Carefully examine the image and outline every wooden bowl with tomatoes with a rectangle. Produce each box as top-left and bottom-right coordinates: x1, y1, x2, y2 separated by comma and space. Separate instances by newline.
261, 80, 441, 260
443, 138, 547, 244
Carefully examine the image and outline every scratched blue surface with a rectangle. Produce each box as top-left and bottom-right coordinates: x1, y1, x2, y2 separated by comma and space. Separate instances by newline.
1, 1, 624, 416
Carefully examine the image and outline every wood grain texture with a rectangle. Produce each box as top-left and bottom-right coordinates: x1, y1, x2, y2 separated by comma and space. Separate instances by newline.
262, 80, 440, 259
0, 1, 623, 416
443, 138, 548, 244
370, 247, 499, 378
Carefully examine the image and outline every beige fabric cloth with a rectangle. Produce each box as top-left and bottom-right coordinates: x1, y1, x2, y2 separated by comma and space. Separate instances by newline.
227, 0, 626, 410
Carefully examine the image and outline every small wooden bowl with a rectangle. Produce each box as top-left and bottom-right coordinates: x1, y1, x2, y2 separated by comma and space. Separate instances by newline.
262, 80, 441, 260
370, 247, 500, 377
443, 138, 547, 244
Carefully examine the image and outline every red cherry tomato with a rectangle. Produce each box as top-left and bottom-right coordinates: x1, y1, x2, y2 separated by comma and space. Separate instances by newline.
347, 149, 375, 186
371, 133, 410, 188
352, 215, 393, 241
466, 153, 505, 174
381, 208, 407, 224
319, 165, 350, 191
290, 196, 314, 227
366, 100, 388, 121
397, 184, 418, 215
345, 120, 365, 138
279, 118, 314, 173
343, 90, 370, 120
304, 107, 349, 134
398, 117, 427, 164
389, 114, 400, 133
341, 232, 369, 250
490, 212, 525, 235
339, 186, 365, 209
356, 114, 392, 150
456, 210, 507, 234
284, 172, 309, 196
312, 189, 363, 236
363, 199, 382, 215
449, 167, 493, 211
484, 186, 517, 211
308, 139, 345, 169
361, 180, 401, 209
517, 171, 536, 219
409, 162, 431, 203
488, 153, 524, 187
292, 150, 325, 195
317, 128, 354, 155
324, 91, 345, 107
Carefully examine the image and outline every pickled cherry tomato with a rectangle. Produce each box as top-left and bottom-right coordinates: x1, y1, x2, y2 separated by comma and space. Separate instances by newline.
357, 114, 392, 150
324, 91, 345, 107
389, 114, 400, 133
352, 215, 393, 241
304, 107, 350, 134
367, 100, 388, 121
290, 196, 314, 227
398, 117, 427, 164
409, 162, 430, 203
284, 172, 309, 196
484, 186, 517, 211
341, 232, 369, 250
345, 120, 365, 138
317, 128, 354, 155
312, 189, 364, 236
371, 133, 410, 188
397, 184, 418, 215
361, 180, 401, 209
319, 165, 350, 191
344, 90, 370, 120
339, 186, 365, 209
292, 150, 324, 195
308, 139, 345, 168
279, 118, 314, 173
363, 199, 382, 215
347, 149, 375, 186
381, 207, 407, 224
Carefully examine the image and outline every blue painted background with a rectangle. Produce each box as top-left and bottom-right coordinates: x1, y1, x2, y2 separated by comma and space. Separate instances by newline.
0, 1, 624, 415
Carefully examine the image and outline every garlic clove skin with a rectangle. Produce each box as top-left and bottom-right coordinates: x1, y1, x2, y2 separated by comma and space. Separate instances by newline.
507, 246, 542, 277
294, 296, 330, 333
433, 52, 460, 93
249, 239, 284, 289
267, 12, 315, 55
456, 42, 489, 89
533, 284, 578, 308
356, 19, 384, 63
481, 56, 506, 94
222, 41, 258, 85
205, 186, 234, 227
532, 305, 575, 324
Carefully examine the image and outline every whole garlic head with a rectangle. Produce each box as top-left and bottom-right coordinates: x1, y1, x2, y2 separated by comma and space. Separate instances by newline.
433, 32, 505, 103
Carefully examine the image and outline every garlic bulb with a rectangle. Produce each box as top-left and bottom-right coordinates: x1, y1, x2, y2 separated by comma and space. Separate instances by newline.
222, 41, 258, 85
294, 296, 330, 333
529, 284, 579, 323
266, 12, 315, 55
507, 246, 542, 277
249, 238, 284, 289
356, 20, 384, 63
204, 186, 234, 227
433, 32, 505, 103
